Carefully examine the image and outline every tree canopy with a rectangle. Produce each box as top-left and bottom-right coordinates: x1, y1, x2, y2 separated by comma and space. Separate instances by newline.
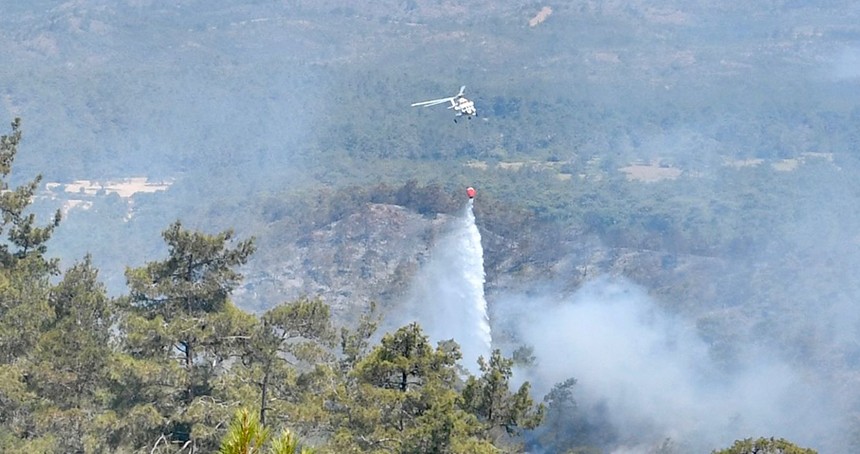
712, 437, 818, 454
0, 99, 839, 452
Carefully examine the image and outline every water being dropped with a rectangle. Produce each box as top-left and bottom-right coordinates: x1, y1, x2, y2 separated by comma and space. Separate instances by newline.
402, 200, 492, 373
461, 199, 493, 358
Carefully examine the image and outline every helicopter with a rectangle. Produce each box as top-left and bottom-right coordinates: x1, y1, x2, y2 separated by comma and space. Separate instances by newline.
411, 86, 477, 122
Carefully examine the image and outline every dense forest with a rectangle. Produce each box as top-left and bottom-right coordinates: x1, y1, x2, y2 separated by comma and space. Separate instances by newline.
3, 1, 860, 452
1, 120, 548, 452
0, 118, 820, 454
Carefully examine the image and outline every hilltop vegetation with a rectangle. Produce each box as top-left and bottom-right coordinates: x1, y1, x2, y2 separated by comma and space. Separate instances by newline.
1, 121, 548, 452
3, 0, 860, 451
1, 119, 825, 453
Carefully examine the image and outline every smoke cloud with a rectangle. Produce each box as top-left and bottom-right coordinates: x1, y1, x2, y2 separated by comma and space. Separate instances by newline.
494, 276, 849, 453
387, 202, 850, 451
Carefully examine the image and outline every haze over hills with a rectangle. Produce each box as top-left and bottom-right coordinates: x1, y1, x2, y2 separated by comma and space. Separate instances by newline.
3, 1, 860, 452
5, 0, 858, 180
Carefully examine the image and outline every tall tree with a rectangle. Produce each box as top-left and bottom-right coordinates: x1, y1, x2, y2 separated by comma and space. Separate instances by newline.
326, 322, 496, 453
242, 296, 336, 427
0, 118, 61, 365
118, 221, 257, 452
461, 349, 545, 447
126, 220, 255, 396
37, 256, 115, 404
0, 118, 61, 269
22, 256, 119, 453
0, 118, 63, 451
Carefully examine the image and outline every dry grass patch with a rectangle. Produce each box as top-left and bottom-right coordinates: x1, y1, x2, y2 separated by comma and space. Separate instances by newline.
619, 164, 682, 182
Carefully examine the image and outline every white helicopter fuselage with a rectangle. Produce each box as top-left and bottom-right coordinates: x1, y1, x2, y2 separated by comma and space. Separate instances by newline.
411, 86, 477, 120
450, 97, 477, 117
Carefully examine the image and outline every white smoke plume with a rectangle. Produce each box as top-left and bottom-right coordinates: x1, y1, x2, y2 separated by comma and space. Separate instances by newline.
395, 200, 492, 374
496, 276, 849, 453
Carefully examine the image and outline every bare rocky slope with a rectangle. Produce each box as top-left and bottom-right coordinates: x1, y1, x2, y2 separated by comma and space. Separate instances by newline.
236, 203, 451, 319
234, 201, 731, 328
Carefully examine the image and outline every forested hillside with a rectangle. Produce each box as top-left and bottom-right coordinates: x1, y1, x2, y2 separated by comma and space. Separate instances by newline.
2, 0, 860, 452
1, 122, 548, 452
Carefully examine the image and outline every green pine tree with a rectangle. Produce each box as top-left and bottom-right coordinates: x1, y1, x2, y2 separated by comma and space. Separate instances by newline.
461, 349, 545, 448
712, 437, 817, 454
115, 221, 257, 452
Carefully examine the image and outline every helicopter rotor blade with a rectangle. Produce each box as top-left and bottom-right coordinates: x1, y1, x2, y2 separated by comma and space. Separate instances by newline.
411, 96, 455, 107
